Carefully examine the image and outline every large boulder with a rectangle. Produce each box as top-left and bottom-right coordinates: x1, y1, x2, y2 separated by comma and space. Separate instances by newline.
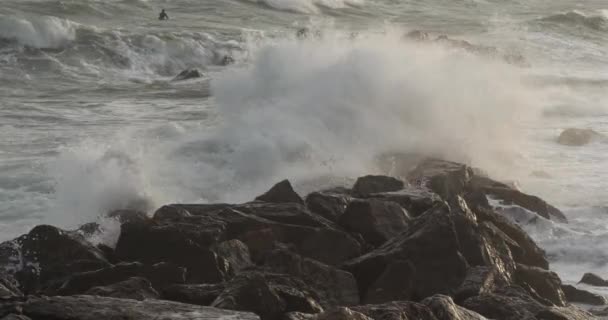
514, 264, 567, 307
285, 308, 373, 320
344, 204, 468, 302
255, 180, 304, 205
557, 128, 604, 146
483, 186, 567, 222
453, 266, 501, 303
262, 245, 359, 307
305, 189, 352, 222
211, 271, 323, 320
422, 294, 488, 320
561, 284, 607, 305
213, 239, 252, 274
0, 225, 110, 294
350, 301, 439, 320
338, 199, 410, 246
161, 283, 225, 305
579, 273, 608, 287
363, 187, 441, 217
352, 175, 405, 196
19, 295, 259, 320
114, 219, 229, 283
407, 159, 473, 200
51, 262, 185, 295
84, 277, 159, 300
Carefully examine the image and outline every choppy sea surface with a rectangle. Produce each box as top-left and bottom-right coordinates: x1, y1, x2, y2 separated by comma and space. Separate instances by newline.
2, 0, 608, 295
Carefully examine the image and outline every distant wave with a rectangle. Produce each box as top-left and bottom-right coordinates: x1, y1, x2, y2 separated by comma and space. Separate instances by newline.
540, 10, 608, 31
0, 15, 77, 49
245, 0, 363, 14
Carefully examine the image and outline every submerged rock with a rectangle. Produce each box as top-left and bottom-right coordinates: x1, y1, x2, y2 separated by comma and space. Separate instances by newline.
172, 69, 202, 81
557, 128, 604, 146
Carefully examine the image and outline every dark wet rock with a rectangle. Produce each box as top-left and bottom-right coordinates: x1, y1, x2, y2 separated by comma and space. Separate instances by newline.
405, 30, 430, 41
579, 273, 608, 287
344, 204, 468, 302
561, 284, 607, 305
0, 225, 110, 294
483, 186, 567, 222
514, 264, 566, 307
407, 158, 473, 201
285, 307, 373, 320
0, 275, 22, 300
161, 283, 225, 305
214, 239, 252, 274
363, 187, 441, 217
305, 189, 351, 222
211, 271, 323, 320
262, 245, 359, 307
114, 219, 228, 283
462, 286, 546, 319
20, 295, 260, 320
172, 68, 202, 81
474, 207, 549, 269
454, 266, 500, 303
107, 209, 149, 224
85, 277, 159, 300
422, 294, 488, 320
352, 175, 404, 196
52, 261, 185, 295
363, 259, 415, 304
221, 55, 235, 66
236, 202, 332, 229
350, 301, 438, 320
557, 128, 604, 146
255, 180, 304, 205
152, 204, 192, 221
338, 199, 410, 246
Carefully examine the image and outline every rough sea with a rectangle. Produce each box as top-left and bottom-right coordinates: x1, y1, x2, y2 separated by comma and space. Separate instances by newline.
2, 0, 608, 297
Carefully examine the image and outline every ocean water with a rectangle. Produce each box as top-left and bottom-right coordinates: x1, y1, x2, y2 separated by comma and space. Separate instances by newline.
2, 0, 608, 293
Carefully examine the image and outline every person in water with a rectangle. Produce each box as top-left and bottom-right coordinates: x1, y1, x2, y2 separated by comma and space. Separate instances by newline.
159, 9, 169, 20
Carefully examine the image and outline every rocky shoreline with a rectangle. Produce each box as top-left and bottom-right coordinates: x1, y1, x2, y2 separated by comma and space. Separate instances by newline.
0, 156, 606, 319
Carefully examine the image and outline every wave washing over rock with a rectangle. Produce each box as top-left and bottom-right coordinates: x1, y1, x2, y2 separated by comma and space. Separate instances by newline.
0, 156, 605, 319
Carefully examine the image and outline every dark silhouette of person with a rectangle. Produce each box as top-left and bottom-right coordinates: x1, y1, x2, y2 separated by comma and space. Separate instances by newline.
159, 9, 169, 20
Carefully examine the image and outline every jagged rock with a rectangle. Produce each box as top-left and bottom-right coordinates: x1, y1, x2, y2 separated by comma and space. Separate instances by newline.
255, 180, 304, 205
350, 301, 438, 320
338, 199, 410, 246
364, 259, 415, 304
161, 283, 225, 305
407, 158, 473, 200
462, 286, 546, 319
0, 275, 22, 300
352, 175, 405, 196
514, 264, 566, 307
474, 207, 549, 270
422, 294, 488, 320
454, 266, 499, 302
285, 307, 373, 320
0, 225, 110, 294
262, 245, 359, 306
579, 273, 608, 287
235, 202, 333, 229
107, 209, 149, 224
557, 128, 604, 146
152, 205, 192, 221
363, 187, 441, 217
305, 189, 351, 222
172, 69, 202, 81
20, 295, 259, 320
115, 219, 228, 283
85, 277, 159, 300
51, 262, 185, 295
344, 204, 468, 302
211, 271, 323, 320
484, 186, 567, 222
214, 239, 252, 274
561, 284, 607, 305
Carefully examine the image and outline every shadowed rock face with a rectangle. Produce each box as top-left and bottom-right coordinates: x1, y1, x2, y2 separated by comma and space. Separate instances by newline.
579, 273, 608, 287
0, 158, 595, 320
561, 284, 607, 306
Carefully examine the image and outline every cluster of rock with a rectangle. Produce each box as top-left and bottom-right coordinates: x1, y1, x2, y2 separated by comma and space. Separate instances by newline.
0, 157, 603, 319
